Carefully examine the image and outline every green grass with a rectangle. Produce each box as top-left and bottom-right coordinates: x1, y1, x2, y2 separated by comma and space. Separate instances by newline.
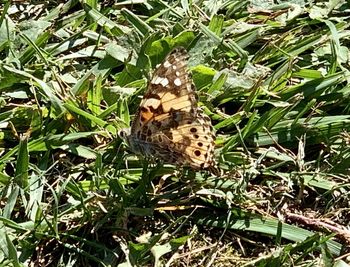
1, 0, 350, 266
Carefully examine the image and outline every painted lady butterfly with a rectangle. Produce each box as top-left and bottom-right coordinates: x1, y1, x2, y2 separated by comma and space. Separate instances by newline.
120, 47, 217, 173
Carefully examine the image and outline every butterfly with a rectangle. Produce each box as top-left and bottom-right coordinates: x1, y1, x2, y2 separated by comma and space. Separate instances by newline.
120, 47, 217, 173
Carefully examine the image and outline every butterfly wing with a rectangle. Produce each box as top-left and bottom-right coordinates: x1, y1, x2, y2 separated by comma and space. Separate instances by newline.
125, 47, 216, 170
161, 109, 216, 169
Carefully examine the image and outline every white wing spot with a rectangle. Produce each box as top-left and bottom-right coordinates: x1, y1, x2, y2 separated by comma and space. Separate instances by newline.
174, 78, 182, 86
152, 76, 164, 85
152, 75, 169, 87
175, 71, 180, 76
160, 78, 169, 87
163, 60, 172, 68
172, 65, 177, 70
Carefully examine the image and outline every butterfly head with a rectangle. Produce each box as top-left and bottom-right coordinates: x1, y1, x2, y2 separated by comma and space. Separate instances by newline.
119, 127, 143, 155
118, 127, 131, 145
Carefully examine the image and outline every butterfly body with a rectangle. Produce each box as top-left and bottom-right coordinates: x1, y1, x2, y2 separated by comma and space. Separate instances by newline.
121, 47, 216, 171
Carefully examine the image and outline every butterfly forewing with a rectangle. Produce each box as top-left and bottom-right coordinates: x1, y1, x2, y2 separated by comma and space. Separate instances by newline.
133, 47, 197, 128
124, 47, 216, 171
